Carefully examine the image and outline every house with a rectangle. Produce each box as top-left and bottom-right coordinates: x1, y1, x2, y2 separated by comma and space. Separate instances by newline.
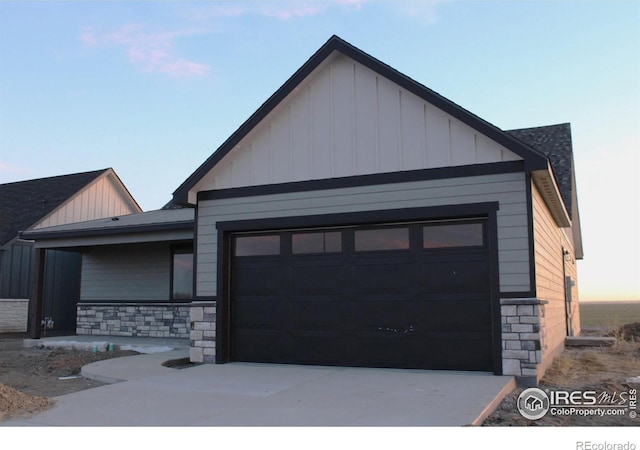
525, 395, 544, 411
23, 36, 582, 385
0, 168, 141, 333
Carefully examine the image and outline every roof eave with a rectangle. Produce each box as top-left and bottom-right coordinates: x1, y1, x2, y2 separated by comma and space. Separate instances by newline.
571, 182, 584, 260
531, 166, 572, 228
103, 168, 143, 213
20, 220, 194, 242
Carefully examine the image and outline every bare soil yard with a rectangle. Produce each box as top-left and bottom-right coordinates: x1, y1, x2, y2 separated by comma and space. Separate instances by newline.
483, 324, 640, 426
0, 334, 138, 421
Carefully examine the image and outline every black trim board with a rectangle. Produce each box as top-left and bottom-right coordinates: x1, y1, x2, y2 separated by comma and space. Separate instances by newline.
486, 204, 503, 375
200, 161, 524, 202
29, 248, 46, 339
173, 35, 548, 205
192, 296, 217, 303
500, 291, 536, 299
76, 301, 192, 306
525, 173, 537, 298
216, 225, 231, 364
192, 206, 200, 302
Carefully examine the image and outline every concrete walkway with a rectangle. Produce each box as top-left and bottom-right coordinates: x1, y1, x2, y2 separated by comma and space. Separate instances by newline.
5, 336, 516, 427
22, 334, 190, 354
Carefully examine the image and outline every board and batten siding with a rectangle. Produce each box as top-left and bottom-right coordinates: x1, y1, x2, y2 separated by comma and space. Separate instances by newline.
192, 54, 522, 197
196, 172, 530, 297
0, 242, 33, 298
34, 174, 138, 229
532, 182, 580, 358
81, 244, 170, 302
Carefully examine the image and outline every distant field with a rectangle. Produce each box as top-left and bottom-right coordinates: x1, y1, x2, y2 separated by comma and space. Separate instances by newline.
579, 301, 640, 328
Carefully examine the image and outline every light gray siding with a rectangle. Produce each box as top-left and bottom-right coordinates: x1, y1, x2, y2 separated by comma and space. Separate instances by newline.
196, 172, 530, 297
81, 244, 170, 301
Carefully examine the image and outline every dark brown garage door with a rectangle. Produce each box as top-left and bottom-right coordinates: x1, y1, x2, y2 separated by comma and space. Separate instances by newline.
230, 220, 494, 371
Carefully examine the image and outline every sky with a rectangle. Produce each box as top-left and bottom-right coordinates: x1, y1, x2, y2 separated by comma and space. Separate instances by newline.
0, 0, 638, 302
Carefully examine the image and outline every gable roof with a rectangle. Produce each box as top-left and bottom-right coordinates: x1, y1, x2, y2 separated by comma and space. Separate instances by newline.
1, 169, 110, 246
172, 35, 550, 205
507, 123, 575, 217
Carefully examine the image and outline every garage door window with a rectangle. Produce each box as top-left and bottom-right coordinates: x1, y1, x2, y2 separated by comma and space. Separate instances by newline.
292, 231, 342, 254
423, 223, 484, 249
234, 235, 280, 256
355, 227, 410, 252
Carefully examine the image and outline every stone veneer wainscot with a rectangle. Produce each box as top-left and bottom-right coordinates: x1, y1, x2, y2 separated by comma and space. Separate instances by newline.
76, 303, 190, 338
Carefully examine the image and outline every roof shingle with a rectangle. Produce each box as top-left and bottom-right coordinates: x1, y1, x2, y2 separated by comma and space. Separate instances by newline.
506, 123, 574, 217
0, 169, 108, 246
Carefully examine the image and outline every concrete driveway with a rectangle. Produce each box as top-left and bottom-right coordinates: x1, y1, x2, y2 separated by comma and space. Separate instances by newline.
4, 348, 515, 426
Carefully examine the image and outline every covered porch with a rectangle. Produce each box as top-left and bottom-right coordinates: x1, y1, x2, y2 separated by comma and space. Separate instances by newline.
19, 208, 195, 340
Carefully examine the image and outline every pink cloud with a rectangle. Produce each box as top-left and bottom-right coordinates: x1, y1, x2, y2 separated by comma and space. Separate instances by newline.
395, 0, 454, 24
0, 161, 32, 177
258, 3, 326, 20
81, 25, 210, 78
335, 0, 368, 6
80, 26, 98, 46
189, 0, 366, 21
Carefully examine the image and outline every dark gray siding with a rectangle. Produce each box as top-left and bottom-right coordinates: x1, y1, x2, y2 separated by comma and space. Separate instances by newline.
42, 250, 81, 331
1, 243, 81, 332
0, 242, 34, 298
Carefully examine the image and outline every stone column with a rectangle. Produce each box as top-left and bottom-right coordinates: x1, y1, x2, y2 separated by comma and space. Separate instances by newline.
501, 298, 548, 385
190, 302, 216, 363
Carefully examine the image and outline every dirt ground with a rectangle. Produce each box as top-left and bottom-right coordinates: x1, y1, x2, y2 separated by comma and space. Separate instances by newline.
0, 334, 138, 421
483, 324, 640, 426
1, 326, 639, 425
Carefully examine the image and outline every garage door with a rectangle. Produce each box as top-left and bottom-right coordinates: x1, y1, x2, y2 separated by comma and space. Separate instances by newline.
230, 219, 494, 371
